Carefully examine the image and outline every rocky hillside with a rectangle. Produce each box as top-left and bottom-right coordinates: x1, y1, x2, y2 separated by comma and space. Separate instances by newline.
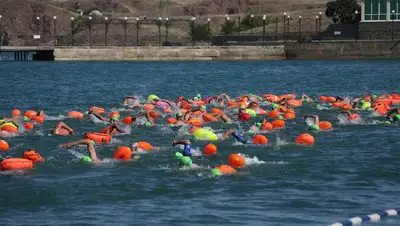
0, 0, 332, 46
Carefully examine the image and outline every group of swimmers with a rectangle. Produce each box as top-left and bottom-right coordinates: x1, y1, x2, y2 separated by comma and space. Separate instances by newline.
0, 92, 399, 170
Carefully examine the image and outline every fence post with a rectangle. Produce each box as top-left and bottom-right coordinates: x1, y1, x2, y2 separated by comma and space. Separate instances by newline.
53, 16, 57, 46
136, 17, 140, 46
70, 17, 74, 46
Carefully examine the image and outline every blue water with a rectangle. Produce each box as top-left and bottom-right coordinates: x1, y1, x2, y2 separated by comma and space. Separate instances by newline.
0, 61, 399, 226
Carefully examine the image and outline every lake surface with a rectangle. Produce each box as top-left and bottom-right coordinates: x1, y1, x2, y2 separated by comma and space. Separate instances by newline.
0, 60, 399, 226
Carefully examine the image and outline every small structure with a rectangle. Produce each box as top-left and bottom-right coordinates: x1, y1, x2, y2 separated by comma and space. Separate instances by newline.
361, 0, 400, 22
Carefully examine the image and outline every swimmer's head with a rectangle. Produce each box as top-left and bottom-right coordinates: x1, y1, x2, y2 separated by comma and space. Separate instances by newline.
372, 94, 377, 99
112, 115, 119, 122
257, 96, 263, 101
394, 114, 400, 122
211, 168, 222, 176
194, 97, 199, 100
144, 121, 152, 127
384, 120, 392, 125
23, 116, 30, 121
366, 107, 373, 112
80, 156, 92, 163
140, 109, 146, 114
176, 112, 183, 119
181, 156, 192, 166
255, 122, 262, 128
308, 124, 320, 131
278, 115, 284, 119
196, 94, 201, 99
200, 105, 207, 111
175, 152, 183, 159
359, 99, 365, 105
271, 103, 278, 110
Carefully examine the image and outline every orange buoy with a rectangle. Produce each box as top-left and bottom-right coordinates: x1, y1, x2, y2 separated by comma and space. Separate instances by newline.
0, 158, 33, 171
109, 111, 120, 119
258, 109, 267, 115
278, 105, 288, 113
253, 134, 268, 145
211, 108, 223, 115
12, 109, 21, 117
122, 116, 134, 125
0, 140, 9, 151
227, 101, 237, 107
374, 99, 392, 105
67, 111, 84, 119
203, 114, 218, 122
32, 115, 45, 124
286, 108, 295, 114
167, 118, 177, 124
144, 104, 155, 111
228, 154, 246, 168
24, 110, 37, 119
149, 111, 159, 119
263, 94, 279, 102
113, 146, 132, 161
203, 144, 217, 155
84, 132, 112, 143
318, 121, 332, 130
326, 97, 337, 103
23, 150, 44, 163
286, 99, 303, 107
284, 112, 296, 119
188, 118, 203, 127
332, 102, 344, 108
341, 104, 352, 110
319, 96, 328, 102
89, 106, 105, 114
268, 110, 281, 118
272, 119, 285, 129
216, 165, 237, 174
347, 114, 360, 121
1, 125, 18, 133
261, 122, 273, 131
295, 133, 315, 145
193, 100, 205, 106
24, 123, 34, 130
137, 141, 153, 150
279, 94, 296, 100
374, 108, 387, 115
162, 108, 173, 113
181, 103, 192, 110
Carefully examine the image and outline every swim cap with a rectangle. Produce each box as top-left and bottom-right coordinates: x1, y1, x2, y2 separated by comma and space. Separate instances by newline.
315, 104, 322, 110
384, 121, 392, 124
238, 112, 251, 121
144, 121, 152, 127
308, 124, 320, 131
176, 112, 183, 118
112, 115, 119, 121
366, 107, 373, 112
278, 115, 284, 119
147, 94, 159, 102
183, 131, 190, 136
394, 114, 400, 122
181, 156, 192, 166
255, 122, 262, 128
328, 103, 332, 106
169, 123, 175, 127
47, 134, 52, 136
257, 96, 263, 101
81, 156, 92, 163
194, 97, 199, 100
90, 140, 96, 145
271, 103, 278, 110
175, 152, 183, 159
211, 168, 222, 176
140, 109, 146, 114
197, 94, 201, 98
372, 94, 377, 99
23, 116, 29, 121
359, 99, 365, 105
200, 105, 207, 110
247, 129, 255, 134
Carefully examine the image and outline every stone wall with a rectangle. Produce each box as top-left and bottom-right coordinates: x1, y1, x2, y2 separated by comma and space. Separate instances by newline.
285, 41, 400, 59
54, 46, 285, 61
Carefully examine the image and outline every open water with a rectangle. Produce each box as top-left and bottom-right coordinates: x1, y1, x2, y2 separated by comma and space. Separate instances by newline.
0, 60, 399, 226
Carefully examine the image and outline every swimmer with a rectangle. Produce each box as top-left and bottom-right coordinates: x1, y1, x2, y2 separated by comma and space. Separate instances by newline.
88, 110, 119, 123
51, 122, 74, 135
248, 119, 267, 133
301, 94, 314, 103
222, 129, 247, 144
172, 139, 192, 156
174, 112, 188, 126
0, 117, 20, 129
304, 114, 320, 131
122, 96, 140, 106
130, 111, 154, 126
62, 139, 102, 164
386, 108, 400, 123
174, 152, 200, 169
238, 107, 251, 121
100, 123, 126, 135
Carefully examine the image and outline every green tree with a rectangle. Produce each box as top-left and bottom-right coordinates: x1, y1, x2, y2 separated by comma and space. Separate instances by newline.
325, 0, 361, 24
189, 22, 211, 43
221, 20, 237, 35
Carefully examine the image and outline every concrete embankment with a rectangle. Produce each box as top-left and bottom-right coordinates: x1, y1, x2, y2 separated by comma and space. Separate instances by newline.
54, 46, 285, 61
285, 41, 400, 59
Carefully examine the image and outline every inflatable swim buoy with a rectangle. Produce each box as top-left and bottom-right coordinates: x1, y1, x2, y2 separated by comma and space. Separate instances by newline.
67, 111, 84, 119
0, 158, 33, 171
24, 110, 37, 119
0, 140, 9, 151
263, 94, 279, 103
89, 106, 105, 114
0, 123, 18, 133
228, 154, 246, 168
202, 114, 217, 122
113, 146, 132, 161
271, 119, 285, 128
84, 132, 112, 143
12, 109, 21, 117
295, 133, 315, 145
286, 99, 303, 107
268, 110, 281, 118
188, 118, 203, 127
136, 141, 153, 150
318, 121, 332, 130
194, 128, 218, 141
155, 101, 169, 108
23, 150, 44, 163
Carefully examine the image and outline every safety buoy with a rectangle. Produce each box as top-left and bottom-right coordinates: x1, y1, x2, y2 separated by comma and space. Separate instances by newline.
84, 132, 112, 143
1, 158, 33, 171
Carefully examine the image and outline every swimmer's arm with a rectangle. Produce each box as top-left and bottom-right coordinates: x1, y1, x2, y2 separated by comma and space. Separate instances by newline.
62, 139, 92, 149
335, 96, 344, 102
172, 140, 191, 146
111, 123, 126, 133
90, 111, 108, 121
304, 115, 319, 124
145, 112, 154, 124
221, 129, 234, 140
61, 123, 74, 134
342, 110, 352, 117
87, 142, 101, 163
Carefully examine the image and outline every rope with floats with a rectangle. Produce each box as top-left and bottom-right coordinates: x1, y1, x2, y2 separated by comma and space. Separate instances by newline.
330, 208, 400, 226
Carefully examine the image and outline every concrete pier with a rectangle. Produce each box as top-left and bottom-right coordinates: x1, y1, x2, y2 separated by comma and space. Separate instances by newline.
53, 46, 286, 61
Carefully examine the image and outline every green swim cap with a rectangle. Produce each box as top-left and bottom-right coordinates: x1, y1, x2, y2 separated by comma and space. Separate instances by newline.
384, 120, 392, 125
90, 140, 96, 145
144, 121, 152, 127
47, 134, 52, 136
181, 156, 192, 166
366, 107, 373, 112
200, 105, 207, 110
316, 104, 322, 110
23, 116, 29, 121
394, 114, 400, 121
308, 124, 320, 131
175, 152, 183, 159
197, 94, 201, 98
247, 129, 255, 134
271, 103, 278, 109
328, 103, 332, 106
81, 156, 92, 163
169, 123, 175, 127
255, 122, 262, 128
278, 115, 284, 119
112, 115, 119, 121
194, 97, 199, 100
176, 112, 183, 118
140, 109, 146, 114
258, 96, 263, 101
372, 94, 377, 99
233, 108, 239, 113
183, 131, 190, 136
211, 168, 222, 177
359, 100, 365, 105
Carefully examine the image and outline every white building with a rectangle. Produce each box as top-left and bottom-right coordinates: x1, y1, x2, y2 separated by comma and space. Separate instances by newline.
362, 0, 400, 21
